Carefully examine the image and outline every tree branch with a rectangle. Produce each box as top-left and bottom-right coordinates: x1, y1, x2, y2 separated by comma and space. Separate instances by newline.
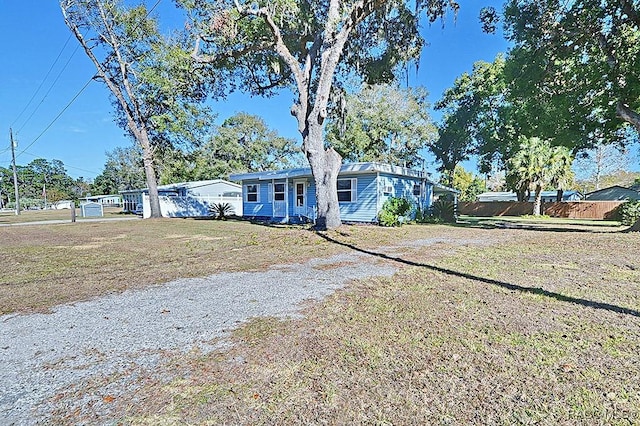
621, 0, 640, 29
191, 35, 275, 64
617, 102, 640, 132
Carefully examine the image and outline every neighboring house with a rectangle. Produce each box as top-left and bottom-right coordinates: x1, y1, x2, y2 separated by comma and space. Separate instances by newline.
81, 194, 122, 207
477, 190, 582, 203
584, 185, 640, 201
229, 162, 458, 224
121, 180, 242, 218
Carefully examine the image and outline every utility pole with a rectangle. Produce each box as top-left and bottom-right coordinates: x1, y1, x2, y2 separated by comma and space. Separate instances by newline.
9, 128, 20, 215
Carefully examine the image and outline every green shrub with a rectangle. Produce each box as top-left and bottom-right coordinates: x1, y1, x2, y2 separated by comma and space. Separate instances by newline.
431, 198, 456, 223
209, 202, 234, 220
378, 197, 412, 227
619, 200, 640, 226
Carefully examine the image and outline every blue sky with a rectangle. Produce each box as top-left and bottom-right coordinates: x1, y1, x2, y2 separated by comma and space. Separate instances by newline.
0, 0, 509, 180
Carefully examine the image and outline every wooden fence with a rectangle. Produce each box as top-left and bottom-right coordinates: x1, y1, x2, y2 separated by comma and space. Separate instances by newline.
459, 201, 624, 220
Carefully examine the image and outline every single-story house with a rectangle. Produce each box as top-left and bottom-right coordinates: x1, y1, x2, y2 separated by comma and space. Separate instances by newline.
477, 190, 582, 203
584, 185, 640, 201
81, 194, 122, 206
229, 162, 458, 224
121, 179, 242, 218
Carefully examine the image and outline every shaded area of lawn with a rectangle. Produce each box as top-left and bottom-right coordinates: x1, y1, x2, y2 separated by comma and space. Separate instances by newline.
109, 226, 640, 424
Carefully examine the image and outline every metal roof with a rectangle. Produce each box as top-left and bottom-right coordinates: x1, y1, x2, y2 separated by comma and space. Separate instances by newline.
120, 179, 239, 194
230, 162, 459, 194
229, 162, 432, 181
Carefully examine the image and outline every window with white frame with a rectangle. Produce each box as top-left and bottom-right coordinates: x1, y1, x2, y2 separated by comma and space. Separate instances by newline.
337, 178, 357, 202
413, 183, 422, 196
273, 183, 285, 201
246, 184, 259, 203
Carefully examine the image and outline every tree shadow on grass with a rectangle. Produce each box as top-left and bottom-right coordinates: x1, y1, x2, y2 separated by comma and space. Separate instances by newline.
317, 232, 640, 318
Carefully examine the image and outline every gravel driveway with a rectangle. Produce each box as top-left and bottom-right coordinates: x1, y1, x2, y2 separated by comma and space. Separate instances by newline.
1, 252, 397, 425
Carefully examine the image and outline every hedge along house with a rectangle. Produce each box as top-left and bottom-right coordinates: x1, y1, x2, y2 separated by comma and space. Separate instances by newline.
229, 162, 458, 224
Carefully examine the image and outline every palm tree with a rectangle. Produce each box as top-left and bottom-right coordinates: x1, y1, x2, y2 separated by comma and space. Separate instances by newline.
508, 137, 574, 216
508, 137, 551, 216
549, 146, 575, 202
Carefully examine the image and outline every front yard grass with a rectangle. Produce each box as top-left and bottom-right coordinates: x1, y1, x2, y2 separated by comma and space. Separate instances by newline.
112, 223, 637, 424
0, 218, 464, 314
4, 218, 639, 423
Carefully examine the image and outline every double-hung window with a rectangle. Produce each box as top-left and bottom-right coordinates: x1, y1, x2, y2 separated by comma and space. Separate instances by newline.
337, 178, 357, 202
246, 184, 259, 203
273, 183, 285, 202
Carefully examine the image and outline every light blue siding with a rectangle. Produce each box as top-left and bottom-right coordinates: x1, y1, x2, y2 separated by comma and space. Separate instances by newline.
233, 163, 446, 224
378, 173, 432, 217
338, 174, 378, 222
241, 180, 273, 218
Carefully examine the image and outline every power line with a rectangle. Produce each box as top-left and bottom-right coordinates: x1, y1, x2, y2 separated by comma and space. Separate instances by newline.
20, 151, 102, 177
12, 0, 164, 161
15, 77, 94, 159
16, 43, 82, 134
11, 33, 75, 128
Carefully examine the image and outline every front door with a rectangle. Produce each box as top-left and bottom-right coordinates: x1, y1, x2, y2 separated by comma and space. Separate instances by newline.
273, 182, 287, 217
294, 181, 306, 215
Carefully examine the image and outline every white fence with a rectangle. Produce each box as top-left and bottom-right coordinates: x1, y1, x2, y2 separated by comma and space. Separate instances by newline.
142, 195, 242, 219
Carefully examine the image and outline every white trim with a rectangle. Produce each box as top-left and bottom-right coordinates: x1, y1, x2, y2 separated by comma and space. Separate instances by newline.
273, 182, 286, 202
285, 177, 290, 222
245, 183, 260, 203
337, 178, 357, 203
293, 180, 307, 214
376, 172, 380, 212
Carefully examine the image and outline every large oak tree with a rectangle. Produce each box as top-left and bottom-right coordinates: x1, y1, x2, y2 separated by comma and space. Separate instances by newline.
503, 0, 640, 137
325, 84, 436, 168
182, 0, 488, 229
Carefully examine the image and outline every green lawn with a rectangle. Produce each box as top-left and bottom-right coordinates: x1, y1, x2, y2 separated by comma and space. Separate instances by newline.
13, 219, 631, 425
0, 206, 127, 224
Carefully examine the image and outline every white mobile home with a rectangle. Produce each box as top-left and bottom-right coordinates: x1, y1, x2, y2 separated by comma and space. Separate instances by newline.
121, 180, 242, 218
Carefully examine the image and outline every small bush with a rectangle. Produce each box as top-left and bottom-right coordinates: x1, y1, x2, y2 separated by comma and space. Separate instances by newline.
619, 200, 640, 226
415, 207, 444, 224
431, 199, 456, 223
209, 202, 234, 220
378, 197, 412, 227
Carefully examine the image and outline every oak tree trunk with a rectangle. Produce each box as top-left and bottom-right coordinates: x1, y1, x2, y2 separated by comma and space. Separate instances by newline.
308, 147, 342, 230
128, 119, 162, 218
303, 119, 342, 230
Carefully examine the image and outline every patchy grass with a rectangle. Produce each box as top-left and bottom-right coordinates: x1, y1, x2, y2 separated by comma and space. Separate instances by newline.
105, 225, 640, 424
460, 215, 623, 228
6, 218, 639, 423
0, 219, 327, 314
0, 219, 478, 315
0, 207, 126, 224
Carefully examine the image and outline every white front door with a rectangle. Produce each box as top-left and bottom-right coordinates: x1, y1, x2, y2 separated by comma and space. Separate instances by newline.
294, 181, 306, 215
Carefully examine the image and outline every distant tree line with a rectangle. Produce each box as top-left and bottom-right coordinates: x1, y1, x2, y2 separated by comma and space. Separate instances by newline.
0, 159, 90, 209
